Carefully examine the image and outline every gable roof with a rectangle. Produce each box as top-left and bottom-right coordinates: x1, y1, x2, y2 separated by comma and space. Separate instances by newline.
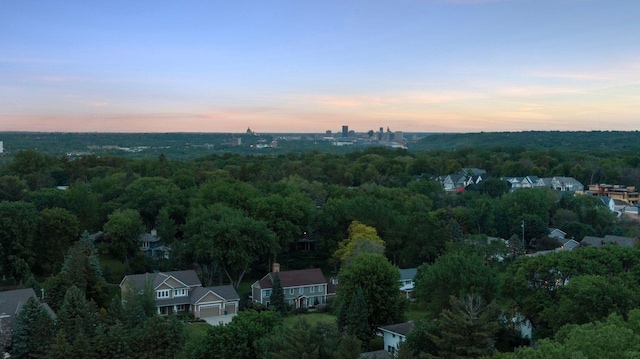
192, 285, 240, 304
0, 288, 56, 328
257, 268, 327, 289
398, 268, 418, 281
120, 270, 201, 290
379, 321, 415, 337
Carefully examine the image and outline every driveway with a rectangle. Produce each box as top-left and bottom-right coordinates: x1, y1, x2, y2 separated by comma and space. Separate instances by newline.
202, 313, 236, 326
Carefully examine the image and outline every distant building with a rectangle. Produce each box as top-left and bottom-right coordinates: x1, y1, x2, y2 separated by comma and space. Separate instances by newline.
0, 141, 3, 154
342, 125, 349, 138
394, 131, 403, 142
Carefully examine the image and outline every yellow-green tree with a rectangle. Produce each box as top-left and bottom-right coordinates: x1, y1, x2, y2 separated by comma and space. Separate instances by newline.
333, 221, 385, 265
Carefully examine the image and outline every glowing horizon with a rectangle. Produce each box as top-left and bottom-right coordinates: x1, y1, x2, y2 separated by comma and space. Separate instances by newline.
2, 1, 639, 133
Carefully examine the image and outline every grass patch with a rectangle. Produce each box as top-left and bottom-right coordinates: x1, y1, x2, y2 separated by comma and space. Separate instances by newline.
283, 312, 336, 328
405, 301, 430, 321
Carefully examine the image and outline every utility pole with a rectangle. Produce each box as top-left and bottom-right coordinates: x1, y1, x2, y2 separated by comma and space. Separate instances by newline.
521, 220, 525, 250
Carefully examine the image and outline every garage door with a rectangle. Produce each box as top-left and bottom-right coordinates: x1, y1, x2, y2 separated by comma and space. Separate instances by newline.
226, 303, 236, 314
199, 305, 221, 318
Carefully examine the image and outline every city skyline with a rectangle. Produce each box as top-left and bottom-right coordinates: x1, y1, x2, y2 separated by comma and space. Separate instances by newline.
2, 1, 639, 133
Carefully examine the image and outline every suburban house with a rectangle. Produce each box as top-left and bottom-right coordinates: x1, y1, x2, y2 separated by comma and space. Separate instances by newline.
120, 270, 239, 318
398, 268, 417, 299
0, 288, 56, 351
251, 264, 334, 308
139, 229, 171, 259
549, 177, 584, 192
378, 321, 415, 355
580, 235, 637, 248
548, 228, 567, 241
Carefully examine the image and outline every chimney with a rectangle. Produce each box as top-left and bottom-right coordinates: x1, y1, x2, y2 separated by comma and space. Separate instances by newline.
151, 229, 157, 236
272, 262, 280, 273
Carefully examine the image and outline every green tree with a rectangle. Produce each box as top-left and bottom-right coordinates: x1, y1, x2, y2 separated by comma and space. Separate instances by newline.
34, 207, 80, 276
0, 201, 39, 282
333, 221, 386, 265
183, 204, 278, 287
269, 272, 287, 315
104, 208, 145, 263
431, 294, 500, 359
57, 285, 99, 344
11, 297, 55, 359
414, 249, 500, 316
344, 287, 370, 348
0, 175, 28, 201
337, 253, 406, 342
264, 317, 319, 359
44, 235, 108, 310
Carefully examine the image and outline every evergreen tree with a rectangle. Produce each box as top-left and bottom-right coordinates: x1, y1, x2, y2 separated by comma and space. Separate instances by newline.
48, 332, 71, 359
335, 334, 362, 359
57, 285, 99, 344
431, 294, 500, 359
270, 272, 287, 316
11, 296, 55, 359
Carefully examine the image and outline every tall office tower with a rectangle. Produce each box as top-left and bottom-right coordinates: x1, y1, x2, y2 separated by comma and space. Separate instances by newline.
0, 141, 3, 154
342, 125, 349, 138
394, 131, 403, 141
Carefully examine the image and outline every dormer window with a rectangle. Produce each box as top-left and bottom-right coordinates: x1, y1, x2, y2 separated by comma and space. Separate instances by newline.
174, 288, 187, 297
156, 290, 169, 299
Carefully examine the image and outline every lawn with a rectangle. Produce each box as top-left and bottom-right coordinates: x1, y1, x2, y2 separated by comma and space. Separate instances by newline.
283, 311, 337, 328
98, 254, 126, 284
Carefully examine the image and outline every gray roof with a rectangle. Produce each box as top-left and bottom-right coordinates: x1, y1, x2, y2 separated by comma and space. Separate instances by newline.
379, 321, 415, 337
140, 232, 162, 243
191, 285, 240, 303
580, 235, 636, 248
121, 270, 202, 290
0, 288, 56, 328
398, 268, 418, 281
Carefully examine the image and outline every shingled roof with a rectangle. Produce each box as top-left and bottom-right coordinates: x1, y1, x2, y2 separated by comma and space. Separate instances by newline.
379, 321, 415, 337
257, 268, 327, 289
0, 288, 56, 328
120, 270, 202, 290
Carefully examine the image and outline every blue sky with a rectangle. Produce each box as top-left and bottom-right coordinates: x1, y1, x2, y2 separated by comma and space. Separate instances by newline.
1, 0, 639, 133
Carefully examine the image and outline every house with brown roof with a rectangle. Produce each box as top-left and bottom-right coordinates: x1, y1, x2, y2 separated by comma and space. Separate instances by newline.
251, 264, 334, 308
119, 270, 239, 318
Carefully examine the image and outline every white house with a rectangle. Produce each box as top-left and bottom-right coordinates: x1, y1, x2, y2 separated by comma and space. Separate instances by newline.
398, 268, 417, 299
378, 321, 415, 355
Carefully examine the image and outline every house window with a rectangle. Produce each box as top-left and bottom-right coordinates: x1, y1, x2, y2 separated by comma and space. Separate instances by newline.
318, 285, 323, 292
299, 287, 304, 294
264, 289, 272, 297
288, 299, 293, 305
176, 304, 186, 311
289, 288, 294, 295
310, 286, 315, 293
156, 290, 169, 299
174, 288, 187, 297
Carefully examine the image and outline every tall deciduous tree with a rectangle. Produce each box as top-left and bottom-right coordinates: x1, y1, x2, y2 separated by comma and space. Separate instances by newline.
0, 201, 39, 283
104, 208, 144, 263
333, 221, 385, 265
414, 249, 500, 316
183, 204, 278, 287
337, 253, 406, 341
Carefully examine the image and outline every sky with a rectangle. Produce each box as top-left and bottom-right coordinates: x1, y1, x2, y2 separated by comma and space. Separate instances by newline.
1, 0, 639, 133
